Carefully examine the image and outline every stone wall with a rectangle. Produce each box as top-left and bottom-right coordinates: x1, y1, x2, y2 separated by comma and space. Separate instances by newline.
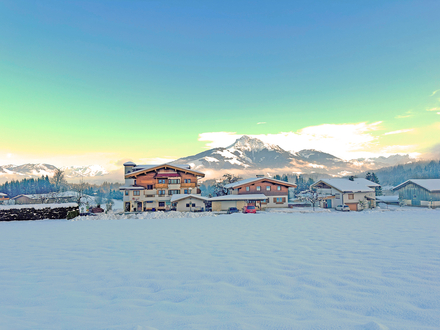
0, 206, 79, 221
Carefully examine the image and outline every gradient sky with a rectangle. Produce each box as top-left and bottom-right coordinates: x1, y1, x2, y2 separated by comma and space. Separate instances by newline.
1, 0, 439, 170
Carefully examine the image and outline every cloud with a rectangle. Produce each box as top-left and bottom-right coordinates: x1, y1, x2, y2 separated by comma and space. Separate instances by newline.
430, 89, 440, 97
427, 107, 439, 111
138, 157, 176, 164
257, 122, 266, 125
199, 122, 385, 160
383, 129, 414, 136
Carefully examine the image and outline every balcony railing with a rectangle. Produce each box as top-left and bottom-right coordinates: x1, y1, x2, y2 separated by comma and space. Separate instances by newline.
156, 184, 168, 189
181, 182, 197, 188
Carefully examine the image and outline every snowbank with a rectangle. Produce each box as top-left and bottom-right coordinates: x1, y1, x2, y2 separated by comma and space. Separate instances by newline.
73, 210, 217, 221
0, 202, 77, 210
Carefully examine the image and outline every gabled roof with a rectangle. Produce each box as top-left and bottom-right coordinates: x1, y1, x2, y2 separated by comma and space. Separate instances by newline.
311, 178, 379, 193
119, 185, 146, 190
392, 179, 440, 192
209, 194, 268, 201
224, 177, 296, 189
125, 163, 205, 178
170, 194, 208, 203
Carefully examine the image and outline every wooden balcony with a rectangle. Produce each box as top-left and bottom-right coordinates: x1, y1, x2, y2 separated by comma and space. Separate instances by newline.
156, 184, 168, 189
181, 182, 197, 188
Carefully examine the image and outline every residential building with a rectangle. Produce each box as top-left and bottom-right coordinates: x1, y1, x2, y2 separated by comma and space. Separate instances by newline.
392, 179, 440, 208
0, 193, 9, 203
120, 162, 205, 212
311, 178, 379, 211
223, 176, 296, 209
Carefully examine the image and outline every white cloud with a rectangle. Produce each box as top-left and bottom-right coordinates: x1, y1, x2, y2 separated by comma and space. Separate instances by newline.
430, 89, 439, 97
138, 157, 176, 164
257, 122, 266, 125
198, 122, 387, 160
383, 129, 414, 135
427, 107, 439, 111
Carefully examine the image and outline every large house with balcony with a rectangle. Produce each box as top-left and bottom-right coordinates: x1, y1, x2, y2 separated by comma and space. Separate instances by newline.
220, 176, 296, 210
310, 178, 379, 211
120, 162, 205, 212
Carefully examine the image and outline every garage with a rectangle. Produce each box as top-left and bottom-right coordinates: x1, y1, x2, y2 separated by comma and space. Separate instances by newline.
345, 203, 358, 211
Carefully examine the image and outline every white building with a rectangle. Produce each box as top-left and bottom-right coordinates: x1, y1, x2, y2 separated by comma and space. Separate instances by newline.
311, 178, 380, 211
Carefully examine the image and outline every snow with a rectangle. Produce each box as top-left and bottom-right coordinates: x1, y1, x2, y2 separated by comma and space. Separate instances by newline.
393, 179, 440, 192
170, 194, 208, 202
224, 177, 295, 188
0, 202, 78, 210
313, 178, 380, 193
203, 156, 219, 162
1, 209, 440, 329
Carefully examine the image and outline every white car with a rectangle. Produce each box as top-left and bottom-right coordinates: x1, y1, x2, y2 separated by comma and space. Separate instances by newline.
336, 205, 350, 212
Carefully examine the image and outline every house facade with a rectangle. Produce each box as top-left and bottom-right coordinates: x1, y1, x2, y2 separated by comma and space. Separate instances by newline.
0, 193, 9, 203
223, 176, 296, 209
120, 162, 205, 212
311, 178, 379, 211
210, 194, 268, 212
392, 179, 440, 208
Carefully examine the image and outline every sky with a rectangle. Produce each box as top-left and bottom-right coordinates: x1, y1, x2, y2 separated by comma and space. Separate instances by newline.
1, 0, 440, 171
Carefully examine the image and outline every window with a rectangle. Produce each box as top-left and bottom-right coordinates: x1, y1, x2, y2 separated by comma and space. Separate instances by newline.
158, 190, 166, 196
246, 186, 250, 191
158, 179, 166, 184
169, 190, 180, 195
147, 185, 153, 190
266, 186, 271, 191
184, 179, 191, 183
133, 190, 140, 196
348, 194, 354, 200
184, 189, 190, 194
169, 179, 180, 184
125, 191, 129, 196
277, 186, 281, 191
159, 202, 165, 207
186, 203, 196, 207
134, 180, 136, 185
256, 186, 261, 191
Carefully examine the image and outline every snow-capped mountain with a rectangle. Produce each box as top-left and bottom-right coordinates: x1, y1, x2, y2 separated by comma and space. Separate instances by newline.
172, 135, 414, 177
61, 165, 109, 178
172, 135, 301, 170
0, 163, 109, 179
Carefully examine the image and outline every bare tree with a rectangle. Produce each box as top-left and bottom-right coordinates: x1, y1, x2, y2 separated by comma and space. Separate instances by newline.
51, 168, 67, 191
212, 174, 243, 196
299, 191, 320, 211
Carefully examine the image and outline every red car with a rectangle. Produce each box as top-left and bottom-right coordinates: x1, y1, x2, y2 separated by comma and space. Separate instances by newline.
243, 205, 257, 214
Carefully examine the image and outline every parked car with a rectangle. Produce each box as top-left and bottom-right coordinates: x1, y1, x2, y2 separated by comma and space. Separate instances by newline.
243, 205, 257, 214
336, 205, 350, 212
227, 207, 240, 214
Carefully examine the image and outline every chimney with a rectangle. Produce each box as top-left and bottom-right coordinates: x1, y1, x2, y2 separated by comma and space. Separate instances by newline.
256, 174, 264, 178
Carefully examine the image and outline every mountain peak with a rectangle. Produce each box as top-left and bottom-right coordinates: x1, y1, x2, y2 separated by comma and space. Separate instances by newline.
228, 135, 281, 152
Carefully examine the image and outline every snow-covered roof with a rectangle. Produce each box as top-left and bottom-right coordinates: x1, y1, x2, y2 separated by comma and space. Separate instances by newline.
119, 185, 145, 190
0, 193, 7, 196
170, 194, 208, 203
224, 177, 296, 189
209, 194, 268, 201
392, 179, 440, 192
311, 178, 379, 193
126, 163, 204, 177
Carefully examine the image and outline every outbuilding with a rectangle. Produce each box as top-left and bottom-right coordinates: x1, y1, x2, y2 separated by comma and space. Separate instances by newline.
209, 194, 268, 212
170, 194, 208, 212
392, 179, 440, 208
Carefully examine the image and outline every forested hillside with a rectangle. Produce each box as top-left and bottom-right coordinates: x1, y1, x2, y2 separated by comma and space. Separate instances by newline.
373, 160, 440, 186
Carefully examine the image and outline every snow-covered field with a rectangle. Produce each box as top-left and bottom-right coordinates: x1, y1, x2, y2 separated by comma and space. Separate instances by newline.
1, 209, 439, 330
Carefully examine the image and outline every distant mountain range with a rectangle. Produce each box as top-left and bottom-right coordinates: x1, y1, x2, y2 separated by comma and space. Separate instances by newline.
0, 136, 415, 182
0, 164, 109, 180
172, 135, 414, 177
